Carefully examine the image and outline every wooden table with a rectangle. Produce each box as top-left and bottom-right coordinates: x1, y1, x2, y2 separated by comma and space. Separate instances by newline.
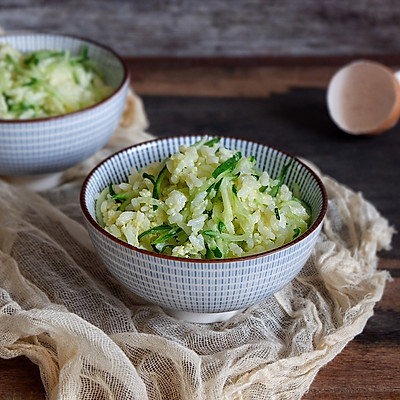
1, 59, 399, 399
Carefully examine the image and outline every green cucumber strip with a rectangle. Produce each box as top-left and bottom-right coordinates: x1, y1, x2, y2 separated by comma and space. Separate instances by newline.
153, 164, 168, 210
151, 227, 183, 245
80, 45, 89, 61
143, 173, 156, 184
212, 247, 223, 258
218, 220, 225, 233
22, 77, 38, 87
220, 232, 250, 242
232, 184, 238, 196
108, 184, 116, 196
213, 179, 223, 196
160, 244, 176, 253
207, 178, 223, 196
212, 152, 242, 179
204, 137, 221, 147
220, 177, 234, 231
70, 45, 90, 64
259, 186, 268, 193
152, 243, 175, 253
24, 50, 65, 66
293, 227, 301, 239
202, 230, 219, 238
73, 69, 80, 84
8, 102, 35, 112
6, 54, 28, 76
111, 192, 131, 203
117, 199, 131, 212
206, 181, 215, 193
270, 160, 293, 197
3, 94, 12, 105
205, 244, 214, 259
138, 224, 172, 241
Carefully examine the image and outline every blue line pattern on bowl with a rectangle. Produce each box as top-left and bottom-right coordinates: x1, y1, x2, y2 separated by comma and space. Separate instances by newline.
0, 33, 129, 175
81, 136, 327, 314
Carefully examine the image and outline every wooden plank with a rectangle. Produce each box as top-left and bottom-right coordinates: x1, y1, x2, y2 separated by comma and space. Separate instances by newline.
304, 344, 400, 399
127, 57, 400, 98
128, 60, 337, 98
1, 1, 400, 57
304, 259, 400, 398
0, 357, 45, 400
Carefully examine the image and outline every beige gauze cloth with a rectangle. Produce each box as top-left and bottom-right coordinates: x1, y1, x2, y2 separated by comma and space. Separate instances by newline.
0, 89, 395, 400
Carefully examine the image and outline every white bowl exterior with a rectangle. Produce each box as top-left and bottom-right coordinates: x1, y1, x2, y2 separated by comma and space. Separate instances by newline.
84, 219, 322, 312
0, 34, 128, 175
82, 136, 326, 313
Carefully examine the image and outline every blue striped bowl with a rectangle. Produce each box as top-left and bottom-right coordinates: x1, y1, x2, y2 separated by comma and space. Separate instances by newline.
0, 33, 129, 176
80, 136, 327, 323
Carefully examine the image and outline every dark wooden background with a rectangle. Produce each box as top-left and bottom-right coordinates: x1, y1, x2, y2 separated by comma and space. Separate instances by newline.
0, 2, 399, 399
1, 0, 400, 59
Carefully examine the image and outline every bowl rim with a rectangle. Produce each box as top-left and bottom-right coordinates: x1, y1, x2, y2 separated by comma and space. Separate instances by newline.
0, 32, 130, 124
80, 135, 328, 263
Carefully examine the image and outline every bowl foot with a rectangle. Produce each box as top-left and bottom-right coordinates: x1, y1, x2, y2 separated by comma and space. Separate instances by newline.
164, 308, 245, 324
1, 171, 64, 191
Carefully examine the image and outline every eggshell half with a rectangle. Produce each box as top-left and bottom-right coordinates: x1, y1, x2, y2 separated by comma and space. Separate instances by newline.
327, 60, 400, 135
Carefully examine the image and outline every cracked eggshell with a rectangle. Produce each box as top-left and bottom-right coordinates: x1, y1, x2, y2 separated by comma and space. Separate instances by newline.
327, 60, 400, 135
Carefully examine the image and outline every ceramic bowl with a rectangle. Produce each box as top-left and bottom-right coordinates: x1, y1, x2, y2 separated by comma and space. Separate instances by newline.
0, 33, 129, 183
80, 136, 328, 323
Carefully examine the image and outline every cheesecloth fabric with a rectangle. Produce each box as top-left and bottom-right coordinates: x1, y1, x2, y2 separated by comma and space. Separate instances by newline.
0, 89, 394, 400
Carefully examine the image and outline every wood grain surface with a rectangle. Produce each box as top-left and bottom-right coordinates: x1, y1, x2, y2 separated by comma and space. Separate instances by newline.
0, 59, 399, 399
1, 0, 400, 58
